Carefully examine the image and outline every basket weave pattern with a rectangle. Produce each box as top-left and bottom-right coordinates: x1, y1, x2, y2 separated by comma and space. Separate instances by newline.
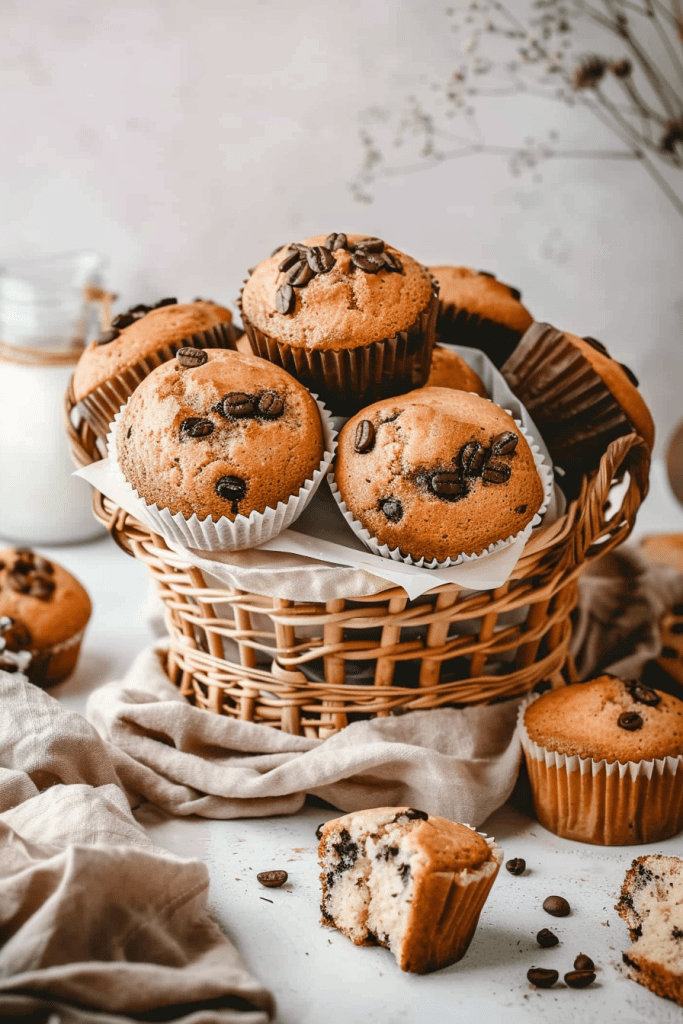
66, 381, 649, 738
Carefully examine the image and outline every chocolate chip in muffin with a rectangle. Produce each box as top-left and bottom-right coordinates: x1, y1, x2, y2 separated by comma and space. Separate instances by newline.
379, 498, 403, 522
354, 420, 375, 454
180, 417, 214, 439
176, 347, 208, 368
618, 711, 643, 731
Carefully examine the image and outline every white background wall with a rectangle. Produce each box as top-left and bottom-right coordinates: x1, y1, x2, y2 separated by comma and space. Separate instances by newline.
1, 0, 682, 451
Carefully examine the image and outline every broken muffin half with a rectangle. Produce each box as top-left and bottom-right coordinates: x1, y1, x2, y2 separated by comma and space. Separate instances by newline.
317, 806, 502, 974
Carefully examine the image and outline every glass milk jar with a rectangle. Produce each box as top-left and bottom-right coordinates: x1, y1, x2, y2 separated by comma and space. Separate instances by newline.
0, 252, 105, 544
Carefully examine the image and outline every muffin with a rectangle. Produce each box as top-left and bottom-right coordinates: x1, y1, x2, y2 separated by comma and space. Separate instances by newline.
0, 547, 91, 687
318, 807, 502, 974
240, 233, 439, 414
426, 344, 487, 396
332, 387, 546, 565
115, 348, 331, 550
72, 298, 237, 440
429, 266, 533, 368
617, 854, 683, 1007
520, 675, 683, 845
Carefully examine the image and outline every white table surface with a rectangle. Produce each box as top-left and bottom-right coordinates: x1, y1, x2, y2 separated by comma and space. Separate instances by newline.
15, 459, 683, 1024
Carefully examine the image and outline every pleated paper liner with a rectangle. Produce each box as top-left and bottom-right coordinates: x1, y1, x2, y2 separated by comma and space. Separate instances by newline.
27, 627, 87, 688
435, 305, 525, 370
238, 276, 439, 417
77, 321, 238, 444
501, 322, 637, 481
518, 697, 683, 846
106, 396, 337, 552
328, 409, 554, 570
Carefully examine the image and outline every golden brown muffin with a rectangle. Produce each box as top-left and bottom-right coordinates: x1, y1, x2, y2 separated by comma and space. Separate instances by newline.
240, 233, 438, 413
116, 348, 324, 522
429, 266, 533, 368
0, 547, 91, 686
318, 807, 502, 974
521, 676, 683, 844
426, 344, 487, 396
334, 387, 544, 563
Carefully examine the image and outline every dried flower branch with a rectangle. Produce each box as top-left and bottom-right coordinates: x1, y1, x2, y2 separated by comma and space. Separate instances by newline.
352, 0, 683, 216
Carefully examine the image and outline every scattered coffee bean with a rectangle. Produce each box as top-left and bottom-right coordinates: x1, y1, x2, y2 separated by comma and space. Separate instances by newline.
176, 347, 208, 368
527, 967, 559, 989
583, 336, 609, 356
307, 246, 335, 274
111, 313, 136, 330
215, 475, 247, 504
220, 392, 256, 419
351, 251, 385, 273
379, 498, 403, 522
324, 232, 348, 251
574, 953, 595, 971
286, 260, 314, 287
275, 283, 295, 314
257, 870, 288, 888
536, 928, 559, 948
482, 460, 512, 484
619, 362, 639, 387
0, 616, 32, 651
490, 431, 518, 456
354, 419, 375, 453
625, 680, 661, 706
618, 711, 643, 731
156, 297, 178, 307
278, 250, 302, 273
257, 391, 285, 419
430, 472, 467, 499
505, 857, 526, 875
543, 895, 570, 917
354, 237, 384, 253
564, 969, 596, 988
96, 328, 120, 346
381, 251, 403, 273
460, 441, 486, 476
180, 418, 214, 439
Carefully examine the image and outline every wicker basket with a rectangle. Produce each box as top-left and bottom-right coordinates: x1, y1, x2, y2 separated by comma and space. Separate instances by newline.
65, 380, 650, 738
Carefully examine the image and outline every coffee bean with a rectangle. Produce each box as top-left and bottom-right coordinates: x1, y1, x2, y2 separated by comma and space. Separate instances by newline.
276, 283, 295, 314
672, 603, 683, 616
0, 616, 32, 651
307, 246, 336, 274
583, 335, 609, 356
257, 391, 285, 419
351, 251, 385, 273
490, 431, 518, 456
460, 441, 486, 476
180, 417, 214, 439
625, 680, 661, 706
618, 711, 643, 731
176, 347, 208, 368
28, 575, 55, 601
129, 303, 151, 314
505, 857, 526, 875
672, 622, 683, 634
430, 472, 467, 499
509, 286, 522, 301
527, 967, 558, 988
574, 953, 594, 971
111, 313, 136, 329
536, 928, 559, 948
379, 498, 403, 522
354, 420, 375, 453
33, 556, 53, 575
6, 572, 30, 594
155, 297, 178, 307
257, 870, 288, 888
286, 260, 314, 287
215, 475, 247, 504
564, 969, 596, 988
278, 250, 302, 273
220, 392, 256, 419
619, 362, 639, 387
324, 232, 348, 251
354, 237, 384, 253
482, 460, 512, 484
661, 646, 678, 658
14, 548, 34, 557
403, 808, 428, 820
96, 328, 120, 346
381, 251, 403, 273
478, 270, 496, 278
12, 558, 34, 575
543, 895, 570, 917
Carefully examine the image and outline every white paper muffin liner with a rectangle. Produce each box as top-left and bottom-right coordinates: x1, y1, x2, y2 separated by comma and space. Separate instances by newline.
107, 395, 337, 552
328, 405, 553, 570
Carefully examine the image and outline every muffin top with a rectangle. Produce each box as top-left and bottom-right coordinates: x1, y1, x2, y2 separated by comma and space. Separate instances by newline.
334, 387, 544, 563
73, 299, 234, 401
0, 547, 91, 649
241, 233, 435, 350
524, 675, 683, 763
116, 348, 325, 521
430, 266, 533, 334
426, 345, 487, 397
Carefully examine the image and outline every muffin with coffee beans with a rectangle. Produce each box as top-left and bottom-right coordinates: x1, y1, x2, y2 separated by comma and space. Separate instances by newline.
114, 347, 332, 550
240, 233, 438, 414
0, 547, 91, 687
72, 298, 237, 440
332, 387, 547, 566
429, 266, 533, 369
520, 675, 683, 845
